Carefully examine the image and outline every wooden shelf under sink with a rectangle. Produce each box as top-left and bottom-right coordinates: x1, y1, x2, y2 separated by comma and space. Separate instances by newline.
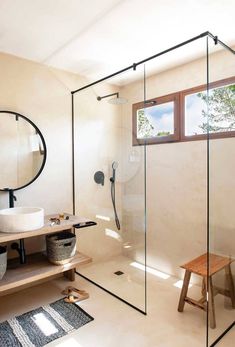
0, 214, 94, 297
0, 251, 92, 296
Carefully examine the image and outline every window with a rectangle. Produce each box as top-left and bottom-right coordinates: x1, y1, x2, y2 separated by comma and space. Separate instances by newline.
184, 91, 206, 136
132, 94, 179, 145
132, 76, 235, 145
183, 78, 235, 140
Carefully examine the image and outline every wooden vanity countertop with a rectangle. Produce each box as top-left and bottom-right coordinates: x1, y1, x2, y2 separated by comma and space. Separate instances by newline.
0, 213, 91, 243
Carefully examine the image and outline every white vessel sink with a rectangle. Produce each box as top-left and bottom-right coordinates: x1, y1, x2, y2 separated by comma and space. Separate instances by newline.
0, 207, 44, 233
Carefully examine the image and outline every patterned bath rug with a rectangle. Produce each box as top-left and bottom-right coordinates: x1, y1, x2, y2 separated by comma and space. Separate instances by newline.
0, 298, 94, 346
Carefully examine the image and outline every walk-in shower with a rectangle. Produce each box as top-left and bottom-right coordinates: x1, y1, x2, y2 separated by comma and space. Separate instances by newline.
72, 31, 235, 347
72, 61, 146, 314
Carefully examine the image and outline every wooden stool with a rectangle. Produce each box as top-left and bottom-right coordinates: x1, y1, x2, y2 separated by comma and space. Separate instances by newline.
178, 253, 235, 329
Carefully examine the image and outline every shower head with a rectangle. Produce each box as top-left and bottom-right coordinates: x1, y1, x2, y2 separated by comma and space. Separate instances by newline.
108, 96, 127, 105
112, 161, 118, 170
97, 92, 128, 105
110, 161, 118, 183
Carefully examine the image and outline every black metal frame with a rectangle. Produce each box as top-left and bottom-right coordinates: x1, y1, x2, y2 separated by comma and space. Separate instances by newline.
71, 31, 235, 345
210, 321, 235, 346
0, 110, 47, 192
71, 95, 75, 215
71, 31, 234, 96
75, 271, 146, 315
206, 36, 210, 347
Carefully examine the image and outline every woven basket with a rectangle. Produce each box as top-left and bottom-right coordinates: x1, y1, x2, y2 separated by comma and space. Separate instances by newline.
46, 231, 76, 265
0, 246, 7, 280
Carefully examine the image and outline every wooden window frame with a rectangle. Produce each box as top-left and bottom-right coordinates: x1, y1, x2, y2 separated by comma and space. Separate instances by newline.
132, 92, 180, 146
132, 76, 235, 146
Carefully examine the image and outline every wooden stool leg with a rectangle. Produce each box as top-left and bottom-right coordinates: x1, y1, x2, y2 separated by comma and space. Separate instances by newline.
208, 277, 216, 329
225, 264, 235, 308
178, 270, 191, 312
202, 277, 206, 298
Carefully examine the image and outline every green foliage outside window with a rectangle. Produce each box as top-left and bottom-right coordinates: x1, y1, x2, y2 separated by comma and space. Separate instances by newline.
137, 109, 170, 138
198, 84, 235, 133
137, 109, 154, 138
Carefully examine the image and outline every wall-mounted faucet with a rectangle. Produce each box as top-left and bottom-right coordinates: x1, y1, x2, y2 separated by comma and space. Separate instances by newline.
94, 171, 105, 186
9, 189, 17, 207
3, 188, 17, 207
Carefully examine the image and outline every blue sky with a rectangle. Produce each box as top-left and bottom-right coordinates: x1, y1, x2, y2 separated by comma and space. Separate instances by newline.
145, 101, 174, 134
185, 93, 205, 135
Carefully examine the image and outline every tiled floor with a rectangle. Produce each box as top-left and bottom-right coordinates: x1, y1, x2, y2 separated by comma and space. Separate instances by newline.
0, 256, 234, 347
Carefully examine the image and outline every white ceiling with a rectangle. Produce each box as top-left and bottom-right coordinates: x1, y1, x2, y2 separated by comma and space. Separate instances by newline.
0, 0, 234, 85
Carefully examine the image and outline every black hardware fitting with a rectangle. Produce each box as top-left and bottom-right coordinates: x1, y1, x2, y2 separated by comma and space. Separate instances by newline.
214, 36, 218, 45
73, 221, 97, 229
94, 171, 105, 185
114, 271, 124, 276
144, 100, 157, 105
11, 240, 26, 264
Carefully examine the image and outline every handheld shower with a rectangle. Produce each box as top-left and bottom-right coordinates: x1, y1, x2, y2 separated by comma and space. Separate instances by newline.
110, 161, 118, 182
112, 161, 118, 170
110, 161, 120, 230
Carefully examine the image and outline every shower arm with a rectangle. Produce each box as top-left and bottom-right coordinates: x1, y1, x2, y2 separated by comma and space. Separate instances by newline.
97, 93, 119, 101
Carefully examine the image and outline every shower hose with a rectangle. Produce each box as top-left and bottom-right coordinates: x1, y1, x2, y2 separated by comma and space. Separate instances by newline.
111, 179, 121, 230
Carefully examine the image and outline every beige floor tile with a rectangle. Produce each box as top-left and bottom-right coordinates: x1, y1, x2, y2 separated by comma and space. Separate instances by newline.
0, 256, 234, 347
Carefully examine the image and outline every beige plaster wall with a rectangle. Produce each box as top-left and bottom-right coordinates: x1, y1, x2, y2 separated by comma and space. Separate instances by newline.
73, 70, 145, 262
0, 52, 85, 256
0, 52, 125, 261
73, 85, 123, 261
121, 47, 235, 280
71, 66, 147, 263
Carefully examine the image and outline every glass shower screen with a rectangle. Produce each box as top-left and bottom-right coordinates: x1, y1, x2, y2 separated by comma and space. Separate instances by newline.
208, 37, 235, 346
73, 65, 147, 313
72, 32, 235, 345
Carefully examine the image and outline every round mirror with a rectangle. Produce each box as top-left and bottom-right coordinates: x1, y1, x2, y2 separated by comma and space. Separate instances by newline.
0, 111, 47, 191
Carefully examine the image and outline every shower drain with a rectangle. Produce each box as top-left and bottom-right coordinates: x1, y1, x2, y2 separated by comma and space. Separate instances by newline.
114, 271, 124, 276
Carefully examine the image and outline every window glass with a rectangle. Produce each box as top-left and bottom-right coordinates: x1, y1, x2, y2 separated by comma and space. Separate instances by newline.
185, 83, 235, 136
137, 101, 174, 139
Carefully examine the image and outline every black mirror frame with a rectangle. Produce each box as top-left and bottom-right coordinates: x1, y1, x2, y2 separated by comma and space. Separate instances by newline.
0, 110, 47, 191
